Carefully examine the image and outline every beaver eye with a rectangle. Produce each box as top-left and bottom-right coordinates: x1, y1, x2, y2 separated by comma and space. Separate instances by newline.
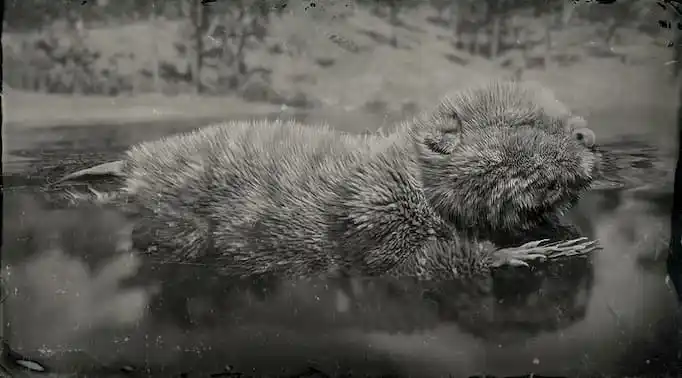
572, 127, 596, 148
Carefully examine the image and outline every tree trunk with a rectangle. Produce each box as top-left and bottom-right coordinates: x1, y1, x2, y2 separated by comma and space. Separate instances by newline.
561, 0, 575, 27
604, 18, 618, 49
490, 12, 501, 59
188, 0, 204, 94
150, 0, 160, 93
69, 14, 86, 95
196, 2, 205, 94
389, 4, 399, 48
222, 16, 232, 63
472, 26, 481, 56
449, 1, 460, 46
487, 0, 502, 59
519, 25, 528, 72
543, 13, 552, 69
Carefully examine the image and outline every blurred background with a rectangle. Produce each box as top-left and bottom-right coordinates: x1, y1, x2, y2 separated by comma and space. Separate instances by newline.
2, 0, 681, 377
2, 0, 679, 135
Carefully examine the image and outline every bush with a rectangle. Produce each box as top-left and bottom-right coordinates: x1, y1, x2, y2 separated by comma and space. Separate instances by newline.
363, 99, 389, 115
239, 75, 282, 103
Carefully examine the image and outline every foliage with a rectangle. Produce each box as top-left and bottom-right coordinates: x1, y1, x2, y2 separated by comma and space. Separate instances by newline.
5, 0, 288, 97
199, 0, 286, 94
3, 0, 666, 98
356, 0, 421, 46
574, 0, 652, 46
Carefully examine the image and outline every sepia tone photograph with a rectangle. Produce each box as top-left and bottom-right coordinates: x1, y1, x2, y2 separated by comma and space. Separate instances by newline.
1, 0, 681, 376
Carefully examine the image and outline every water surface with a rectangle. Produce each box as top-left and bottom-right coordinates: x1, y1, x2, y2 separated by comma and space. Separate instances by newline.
1, 109, 679, 377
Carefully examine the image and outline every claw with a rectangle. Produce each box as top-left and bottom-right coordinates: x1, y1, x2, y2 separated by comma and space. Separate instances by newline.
492, 237, 601, 270
524, 254, 548, 261
544, 237, 589, 248
520, 239, 551, 248
507, 259, 530, 268
545, 239, 601, 259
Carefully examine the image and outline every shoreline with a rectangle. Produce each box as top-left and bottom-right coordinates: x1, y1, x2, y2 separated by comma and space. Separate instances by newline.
2, 84, 677, 146
2, 91, 285, 130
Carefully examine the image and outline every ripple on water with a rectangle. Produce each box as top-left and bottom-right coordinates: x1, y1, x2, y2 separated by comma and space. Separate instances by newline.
1, 120, 678, 377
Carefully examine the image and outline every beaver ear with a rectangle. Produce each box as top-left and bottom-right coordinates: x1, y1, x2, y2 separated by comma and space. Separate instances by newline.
422, 112, 463, 155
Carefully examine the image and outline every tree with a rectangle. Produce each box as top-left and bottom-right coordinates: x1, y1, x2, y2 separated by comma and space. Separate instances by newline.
358, 0, 420, 47
198, 0, 283, 93
526, 0, 564, 69
4, 0, 67, 32
447, 0, 488, 55
426, 0, 470, 50
429, 0, 451, 22
448, 0, 461, 45
149, 0, 161, 92
179, 0, 207, 94
487, 0, 504, 59
576, 0, 650, 50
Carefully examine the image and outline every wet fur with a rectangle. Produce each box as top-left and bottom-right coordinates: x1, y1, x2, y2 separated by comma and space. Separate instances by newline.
62, 80, 599, 280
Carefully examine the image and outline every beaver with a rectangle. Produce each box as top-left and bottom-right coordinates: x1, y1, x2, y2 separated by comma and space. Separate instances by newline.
56, 80, 602, 283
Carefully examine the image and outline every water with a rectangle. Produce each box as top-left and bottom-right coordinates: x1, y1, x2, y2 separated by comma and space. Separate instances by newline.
1, 110, 679, 377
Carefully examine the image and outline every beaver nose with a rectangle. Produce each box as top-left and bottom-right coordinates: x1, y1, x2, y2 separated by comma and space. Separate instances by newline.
572, 127, 596, 148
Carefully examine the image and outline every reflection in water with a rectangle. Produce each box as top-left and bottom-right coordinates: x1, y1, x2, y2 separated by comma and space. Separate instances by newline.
3, 180, 676, 377
1, 121, 679, 377
2, 190, 153, 348
3, 190, 410, 377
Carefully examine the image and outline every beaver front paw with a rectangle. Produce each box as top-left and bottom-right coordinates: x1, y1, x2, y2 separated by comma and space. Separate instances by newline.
491, 237, 601, 268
